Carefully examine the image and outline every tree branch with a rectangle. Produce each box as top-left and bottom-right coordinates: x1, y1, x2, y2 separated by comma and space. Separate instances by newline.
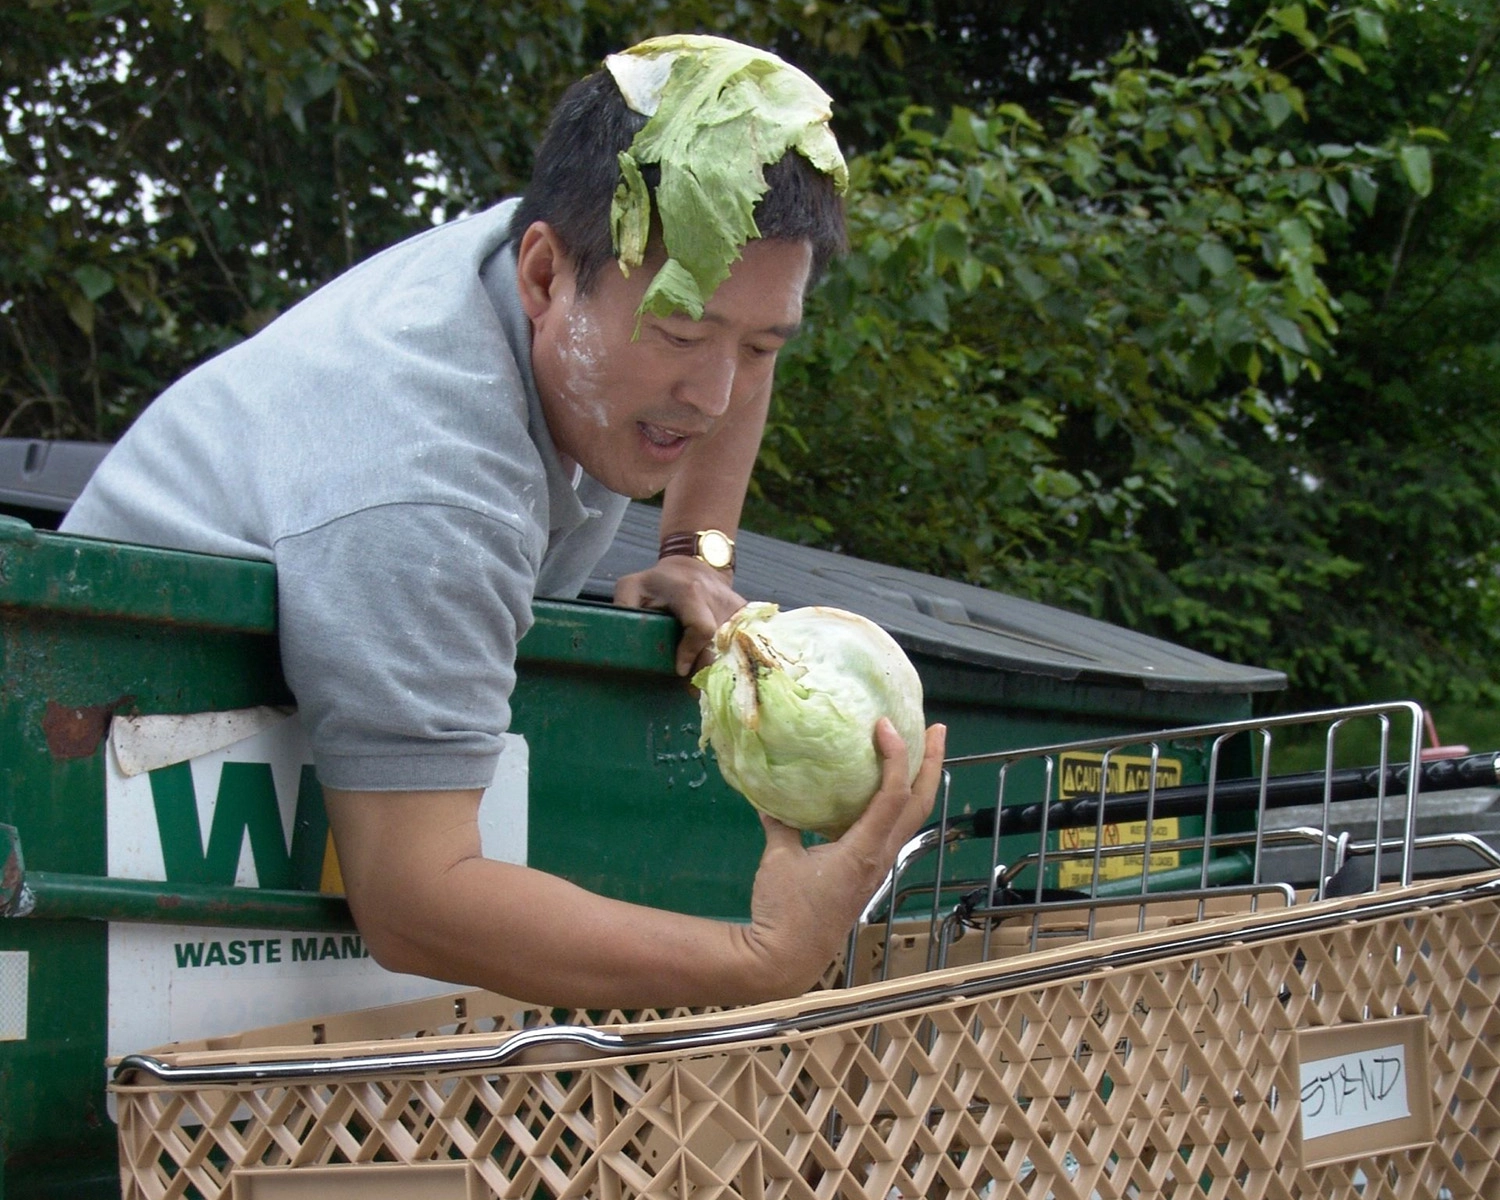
1379, 11, 1500, 312
153, 160, 253, 313
1393, 209, 1500, 329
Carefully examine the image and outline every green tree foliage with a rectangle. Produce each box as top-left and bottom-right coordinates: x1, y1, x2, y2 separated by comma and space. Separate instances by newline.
0, 0, 901, 438
750, 0, 1500, 711
757, 7, 1403, 608
1234, 0, 1500, 708
1078, 0, 1500, 709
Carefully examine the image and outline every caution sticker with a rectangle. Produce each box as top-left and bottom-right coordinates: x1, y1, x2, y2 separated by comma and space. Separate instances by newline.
1054, 752, 1183, 887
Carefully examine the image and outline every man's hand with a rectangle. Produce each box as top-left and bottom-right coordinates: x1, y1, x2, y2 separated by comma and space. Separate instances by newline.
614, 555, 746, 676
735, 718, 948, 999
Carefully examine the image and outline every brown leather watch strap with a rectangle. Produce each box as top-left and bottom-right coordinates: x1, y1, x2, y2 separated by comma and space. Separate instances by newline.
659, 529, 735, 570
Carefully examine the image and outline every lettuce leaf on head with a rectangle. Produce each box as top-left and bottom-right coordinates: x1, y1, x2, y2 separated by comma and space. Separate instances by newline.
605, 34, 848, 324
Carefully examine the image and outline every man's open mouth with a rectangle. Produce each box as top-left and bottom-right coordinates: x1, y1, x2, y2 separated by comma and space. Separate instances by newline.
639, 423, 693, 447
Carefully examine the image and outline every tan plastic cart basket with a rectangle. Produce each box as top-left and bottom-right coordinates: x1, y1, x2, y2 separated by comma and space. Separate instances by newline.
112, 704, 1500, 1199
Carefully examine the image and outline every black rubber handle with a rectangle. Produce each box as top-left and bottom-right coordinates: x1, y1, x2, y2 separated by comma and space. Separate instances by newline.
965, 751, 1500, 840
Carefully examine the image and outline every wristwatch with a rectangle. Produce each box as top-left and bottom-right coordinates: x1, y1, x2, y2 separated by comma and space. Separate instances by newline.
659, 529, 736, 571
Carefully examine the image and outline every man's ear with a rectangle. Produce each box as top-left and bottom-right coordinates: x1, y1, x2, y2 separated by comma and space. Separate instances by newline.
514, 221, 572, 321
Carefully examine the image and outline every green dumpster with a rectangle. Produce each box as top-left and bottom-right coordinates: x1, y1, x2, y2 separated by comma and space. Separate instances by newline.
0, 478, 1283, 1198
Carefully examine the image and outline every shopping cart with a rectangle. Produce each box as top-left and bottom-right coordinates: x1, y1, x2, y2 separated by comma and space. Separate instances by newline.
111, 701, 1500, 1199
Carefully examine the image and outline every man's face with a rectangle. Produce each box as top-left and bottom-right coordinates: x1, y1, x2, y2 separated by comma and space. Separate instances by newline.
521, 229, 812, 499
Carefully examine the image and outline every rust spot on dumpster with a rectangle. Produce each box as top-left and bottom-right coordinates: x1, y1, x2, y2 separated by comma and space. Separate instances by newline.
42, 696, 135, 760
2, 835, 24, 910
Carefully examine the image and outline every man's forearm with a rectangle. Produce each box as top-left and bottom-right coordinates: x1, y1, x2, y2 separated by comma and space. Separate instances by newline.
656, 378, 771, 543
613, 379, 772, 673
325, 721, 942, 1011
359, 855, 779, 1009
325, 785, 782, 1009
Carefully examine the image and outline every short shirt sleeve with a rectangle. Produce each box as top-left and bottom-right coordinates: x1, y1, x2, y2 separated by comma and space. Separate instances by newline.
273, 502, 540, 792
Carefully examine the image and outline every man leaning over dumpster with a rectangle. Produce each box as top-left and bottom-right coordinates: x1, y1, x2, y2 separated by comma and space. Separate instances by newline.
61, 35, 946, 1009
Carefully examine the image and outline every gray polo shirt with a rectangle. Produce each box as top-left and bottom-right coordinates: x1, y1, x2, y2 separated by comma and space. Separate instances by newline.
63, 199, 629, 791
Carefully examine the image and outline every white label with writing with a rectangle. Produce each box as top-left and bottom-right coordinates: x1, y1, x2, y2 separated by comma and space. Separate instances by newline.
1299, 1040, 1410, 1140
105, 710, 528, 1059
0, 951, 27, 1041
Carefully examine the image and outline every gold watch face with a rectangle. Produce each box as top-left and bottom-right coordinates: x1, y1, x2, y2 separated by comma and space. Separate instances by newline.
698, 529, 734, 569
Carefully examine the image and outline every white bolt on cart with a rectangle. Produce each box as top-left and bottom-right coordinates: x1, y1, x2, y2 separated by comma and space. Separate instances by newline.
111, 702, 1500, 1199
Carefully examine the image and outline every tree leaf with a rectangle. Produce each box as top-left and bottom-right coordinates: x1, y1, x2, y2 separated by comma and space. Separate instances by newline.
1349, 169, 1379, 214
1328, 45, 1366, 74
1196, 240, 1236, 277
1263, 312, 1309, 355
1276, 217, 1314, 252
1271, 3, 1316, 46
1324, 176, 1349, 218
72, 264, 115, 302
957, 256, 984, 293
1353, 9, 1388, 44
1399, 144, 1433, 196
63, 288, 94, 337
1011, 264, 1049, 302
1261, 90, 1294, 129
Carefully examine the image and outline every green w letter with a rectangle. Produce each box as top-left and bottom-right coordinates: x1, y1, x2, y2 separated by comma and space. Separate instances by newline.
149, 761, 327, 889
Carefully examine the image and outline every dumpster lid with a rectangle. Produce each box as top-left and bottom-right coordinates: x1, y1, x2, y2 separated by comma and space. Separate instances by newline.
0, 439, 1284, 695
584, 503, 1286, 695
0, 439, 110, 515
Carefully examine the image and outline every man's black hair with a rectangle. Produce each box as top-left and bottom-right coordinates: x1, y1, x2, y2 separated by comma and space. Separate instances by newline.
512, 68, 848, 296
